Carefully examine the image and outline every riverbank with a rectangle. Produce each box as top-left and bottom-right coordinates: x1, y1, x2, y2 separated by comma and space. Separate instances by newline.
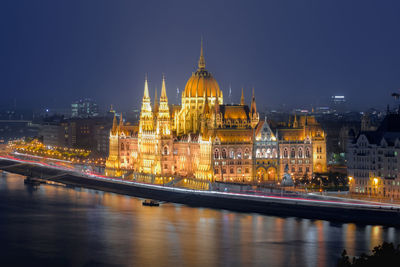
1, 157, 400, 227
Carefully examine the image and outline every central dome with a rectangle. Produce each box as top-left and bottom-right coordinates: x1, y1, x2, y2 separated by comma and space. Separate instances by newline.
183, 43, 222, 98
184, 69, 222, 98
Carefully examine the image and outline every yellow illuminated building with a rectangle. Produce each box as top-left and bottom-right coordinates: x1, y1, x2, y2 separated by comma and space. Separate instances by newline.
105, 43, 327, 184
277, 115, 327, 180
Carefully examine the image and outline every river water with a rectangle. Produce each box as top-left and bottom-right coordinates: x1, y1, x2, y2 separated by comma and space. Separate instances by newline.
0, 172, 399, 267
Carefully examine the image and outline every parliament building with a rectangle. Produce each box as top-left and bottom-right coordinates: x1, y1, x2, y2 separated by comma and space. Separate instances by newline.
105, 44, 327, 185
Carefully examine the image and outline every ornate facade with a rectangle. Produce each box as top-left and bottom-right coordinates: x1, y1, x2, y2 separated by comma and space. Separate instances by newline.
254, 118, 279, 182
106, 44, 327, 184
277, 115, 327, 180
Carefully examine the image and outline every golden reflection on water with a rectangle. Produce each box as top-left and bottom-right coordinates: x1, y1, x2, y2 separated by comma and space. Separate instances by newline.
2, 172, 400, 267
316, 220, 327, 267
344, 224, 357, 256
370, 226, 383, 250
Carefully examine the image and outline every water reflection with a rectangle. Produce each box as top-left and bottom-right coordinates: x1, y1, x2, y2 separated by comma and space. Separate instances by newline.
0, 172, 400, 267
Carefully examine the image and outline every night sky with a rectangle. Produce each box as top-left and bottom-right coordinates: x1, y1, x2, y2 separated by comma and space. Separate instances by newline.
1, 0, 400, 112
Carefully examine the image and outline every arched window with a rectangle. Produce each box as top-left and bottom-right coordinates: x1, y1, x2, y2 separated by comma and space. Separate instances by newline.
222, 149, 227, 159
121, 143, 124, 151
256, 149, 261, 158
272, 148, 277, 158
230, 150, 235, 159
306, 148, 311, 158
214, 149, 220, 160
266, 148, 271, 158
244, 149, 250, 159
283, 148, 288, 158
163, 146, 169, 155
237, 150, 242, 159
291, 148, 295, 158
262, 148, 266, 158
298, 148, 303, 158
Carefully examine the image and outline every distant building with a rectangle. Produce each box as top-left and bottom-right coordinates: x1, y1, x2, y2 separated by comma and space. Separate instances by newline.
94, 124, 111, 156
347, 112, 400, 199
38, 117, 112, 156
331, 95, 346, 112
331, 95, 346, 104
38, 123, 67, 147
71, 98, 99, 118
315, 106, 332, 114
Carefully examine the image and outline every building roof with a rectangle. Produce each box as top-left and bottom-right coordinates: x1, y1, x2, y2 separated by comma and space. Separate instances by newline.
220, 105, 250, 121
357, 113, 400, 146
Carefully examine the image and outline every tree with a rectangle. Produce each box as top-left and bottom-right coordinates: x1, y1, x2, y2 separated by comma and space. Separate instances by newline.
338, 242, 400, 267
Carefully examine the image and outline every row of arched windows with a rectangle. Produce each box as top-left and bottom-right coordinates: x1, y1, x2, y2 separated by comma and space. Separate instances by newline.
283, 147, 311, 158
256, 148, 278, 158
214, 148, 250, 160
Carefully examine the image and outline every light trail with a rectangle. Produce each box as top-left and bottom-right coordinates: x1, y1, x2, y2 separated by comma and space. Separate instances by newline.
2, 155, 400, 211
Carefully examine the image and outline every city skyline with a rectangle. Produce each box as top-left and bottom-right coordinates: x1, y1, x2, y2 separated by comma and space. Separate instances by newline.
2, 1, 400, 111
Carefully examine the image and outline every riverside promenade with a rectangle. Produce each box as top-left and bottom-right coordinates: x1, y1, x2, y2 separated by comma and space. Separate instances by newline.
1, 156, 400, 227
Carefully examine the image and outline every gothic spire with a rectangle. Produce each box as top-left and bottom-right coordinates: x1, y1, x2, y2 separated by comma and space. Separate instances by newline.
112, 113, 118, 132
250, 88, 257, 114
293, 114, 298, 128
240, 88, 245, 105
161, 74, 168, 101
143, 74, 150, 99
198, 37, 206, 70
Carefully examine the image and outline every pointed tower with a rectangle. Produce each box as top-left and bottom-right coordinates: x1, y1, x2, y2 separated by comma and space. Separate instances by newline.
198, 37, 206, 70
156, 75, 171, 137
139, 76, 154, 132
250, 88, 259, 128
293, 114, 298, 128
105, 113, 121, 176
250, 88, 257, 114
112, 113, 118, 134
240, 88, 245, 105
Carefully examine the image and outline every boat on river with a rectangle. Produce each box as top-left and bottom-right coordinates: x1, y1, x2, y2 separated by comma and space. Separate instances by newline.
142, 199, 160, 206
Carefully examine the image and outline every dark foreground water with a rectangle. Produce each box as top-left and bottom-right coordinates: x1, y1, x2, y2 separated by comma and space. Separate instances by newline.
1, 172, 399, 267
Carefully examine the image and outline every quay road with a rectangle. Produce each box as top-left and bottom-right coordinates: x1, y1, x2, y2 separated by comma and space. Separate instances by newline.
1, 155, 400, 227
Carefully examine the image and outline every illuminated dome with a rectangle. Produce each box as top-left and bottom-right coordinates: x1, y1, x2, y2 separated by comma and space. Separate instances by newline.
183, 43, 222, 98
